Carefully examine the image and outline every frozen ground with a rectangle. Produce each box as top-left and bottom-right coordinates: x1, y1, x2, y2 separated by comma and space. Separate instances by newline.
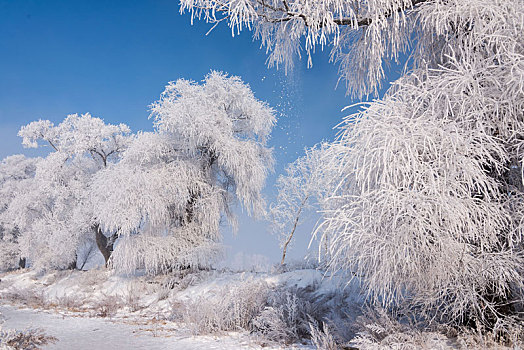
0, 305, 305, 350
0, 268, 514, 350
0, 267, 348, 349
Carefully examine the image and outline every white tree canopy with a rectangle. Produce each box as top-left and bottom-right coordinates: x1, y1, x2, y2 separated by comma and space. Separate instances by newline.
317, 0, 524, 329
9, 114, 132, 270
150, 71, 276, 216
92, 72, 276, 274
19, 113, 131, 166
0, 155, 40, 271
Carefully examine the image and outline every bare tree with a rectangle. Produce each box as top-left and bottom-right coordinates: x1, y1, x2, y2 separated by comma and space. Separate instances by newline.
270, 143, 333, 264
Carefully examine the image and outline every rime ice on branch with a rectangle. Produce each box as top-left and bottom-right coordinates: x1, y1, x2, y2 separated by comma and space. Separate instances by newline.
181, 0, 433, 97
317, 0, 524, 330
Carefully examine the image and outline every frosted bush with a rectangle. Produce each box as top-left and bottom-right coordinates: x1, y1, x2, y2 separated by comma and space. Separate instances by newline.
349, 307, 454, 350
54, 294, 85, 311
0, 327, 57, 350
2, 288, 47, 309
0, 311, 56, 349
91, 294, 123, 318
252, 286, 328, 344
309, 322, 339, 350
124, 282, 146, 312
181, 278, 269, 334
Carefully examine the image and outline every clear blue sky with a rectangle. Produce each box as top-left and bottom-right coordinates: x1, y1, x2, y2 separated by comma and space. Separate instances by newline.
0, 0, 393, 263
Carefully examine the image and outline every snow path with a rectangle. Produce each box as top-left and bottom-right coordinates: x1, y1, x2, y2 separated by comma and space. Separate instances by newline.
0, 305, 280, 350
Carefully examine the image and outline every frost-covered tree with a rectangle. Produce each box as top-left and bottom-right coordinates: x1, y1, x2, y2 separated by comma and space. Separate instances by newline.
92, 72, 276, 274
317, 0, 524, 333
183, 0, 524, 334
91, 131, 224, 274
0, 155, 40, 270
270, 143, 333, 264
181, 0, 433, 97
11, 114, 131, 269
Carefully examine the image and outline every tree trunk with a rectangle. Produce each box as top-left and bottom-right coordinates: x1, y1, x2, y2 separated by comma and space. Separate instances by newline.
281, 196, 308, 265
185, 191, 199, 225
67, 256, 77, 270
94, 224, 116, 267
18, 257, 26, 269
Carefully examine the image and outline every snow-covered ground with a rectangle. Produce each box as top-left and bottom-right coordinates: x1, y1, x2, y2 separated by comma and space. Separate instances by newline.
1, 268, 517, 350
0, 267, 355, 349
1, 304, 289, 350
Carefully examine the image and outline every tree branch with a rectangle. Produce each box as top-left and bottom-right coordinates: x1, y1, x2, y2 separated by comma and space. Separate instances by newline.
47, 140, 59, 152
219, 0, 429, 28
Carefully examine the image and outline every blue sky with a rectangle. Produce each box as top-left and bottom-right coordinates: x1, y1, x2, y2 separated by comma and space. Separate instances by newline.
0, 0, 380, 263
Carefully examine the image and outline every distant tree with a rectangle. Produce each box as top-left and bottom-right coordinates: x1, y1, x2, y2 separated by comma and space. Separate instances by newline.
11, 114, 131, 269
92, 72, 276, 274
270, 143, 333, 265
183, 0, 524, 335
0, 155, 39, 270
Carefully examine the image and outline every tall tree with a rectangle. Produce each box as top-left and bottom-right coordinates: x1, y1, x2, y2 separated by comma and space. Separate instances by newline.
13, 114, 131, 269
92, 71, 276, 274
270, 143, 333, 265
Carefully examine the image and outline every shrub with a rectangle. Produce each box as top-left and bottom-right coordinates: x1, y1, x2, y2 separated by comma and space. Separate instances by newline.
1, 288, 46, 309
0, 326, 57, 350
309, 322, 338, 350
91, 294, 122, 318
252, 286, 328, 344
55, 294, 84, 311
181, 278, 269, 334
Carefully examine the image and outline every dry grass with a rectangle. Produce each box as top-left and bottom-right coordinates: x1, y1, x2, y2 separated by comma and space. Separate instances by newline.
52, 294, 85, 312
309, 322, 339, 350
90, 293, 123, 318
78, 269, 109, 289
1, 288, 47, 309
0, 327, 57, 350
181, 278, 269, 334
124, 282, 147, 313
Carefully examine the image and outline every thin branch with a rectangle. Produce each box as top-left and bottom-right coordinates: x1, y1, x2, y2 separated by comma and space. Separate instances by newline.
208, 0, 429, 29
47, 140, 59, 152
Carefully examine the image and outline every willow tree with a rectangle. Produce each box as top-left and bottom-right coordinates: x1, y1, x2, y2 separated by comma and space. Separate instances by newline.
92, 72, 276, 274
181, 0, 524, 334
